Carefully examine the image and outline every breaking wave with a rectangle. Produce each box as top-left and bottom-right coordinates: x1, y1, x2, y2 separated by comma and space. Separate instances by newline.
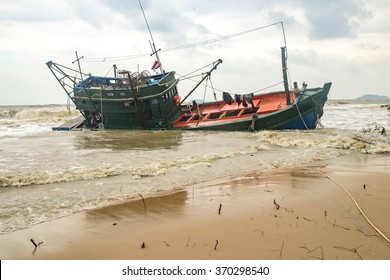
256, 129, 390, 155
0, 106, 81, 125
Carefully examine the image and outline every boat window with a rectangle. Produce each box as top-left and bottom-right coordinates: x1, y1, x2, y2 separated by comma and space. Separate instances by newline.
209, 112, 223, 119
241, 107, 259, 115
225, 110, 240, 117
192, 114, 207, 121
179, 115, 191, 122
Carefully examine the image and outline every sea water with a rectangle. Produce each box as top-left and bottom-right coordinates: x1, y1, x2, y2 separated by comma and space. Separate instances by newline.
0, 101, 389, 233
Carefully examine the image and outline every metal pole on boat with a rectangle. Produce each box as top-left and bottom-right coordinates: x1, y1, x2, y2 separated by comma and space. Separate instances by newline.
72, 51, 84, 81
281, 46, 291, 105
138, 0, 164, 73
165, 59, 223, 121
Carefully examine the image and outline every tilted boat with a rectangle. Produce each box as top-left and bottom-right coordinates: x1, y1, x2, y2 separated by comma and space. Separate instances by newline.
47, 45, 331, 131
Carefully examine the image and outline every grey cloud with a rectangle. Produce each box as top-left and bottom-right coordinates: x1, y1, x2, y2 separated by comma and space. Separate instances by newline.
356, 42, 380, 50
0, 0, 70, 22
299, 0, 372, 40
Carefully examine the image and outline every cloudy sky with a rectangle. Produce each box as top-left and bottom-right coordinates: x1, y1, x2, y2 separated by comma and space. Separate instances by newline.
1, 0, 390, 105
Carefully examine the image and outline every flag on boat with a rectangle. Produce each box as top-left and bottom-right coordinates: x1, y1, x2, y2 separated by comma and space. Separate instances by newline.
151, 60, 161, 70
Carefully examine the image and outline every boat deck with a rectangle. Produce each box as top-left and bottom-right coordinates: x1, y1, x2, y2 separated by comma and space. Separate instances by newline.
52, 116, 84, 131
174, 91, 296, 128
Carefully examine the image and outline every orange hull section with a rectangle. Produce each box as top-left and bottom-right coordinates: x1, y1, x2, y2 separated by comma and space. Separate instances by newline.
173, 91, 296, 129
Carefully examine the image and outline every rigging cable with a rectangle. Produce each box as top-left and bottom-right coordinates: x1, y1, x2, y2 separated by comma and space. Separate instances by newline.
317, 167, 390, 244
83, 22, 283, 62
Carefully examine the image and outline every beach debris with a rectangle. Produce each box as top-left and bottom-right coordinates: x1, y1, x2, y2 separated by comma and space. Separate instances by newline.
253, 229, 265, 237
356, 228, 381, 239
296, 216, 299, 226
361, 123, 389, 145
333, 245, 363, 260
318, 167, 390, 244
214, 240, 219, 250
113, 222, 117, 226
30, 238, 44, 249
138, 193, 146, 213
363, 184, 366, 189
218, 203, 222, 214
297, 243, 324, 260
330, 219, 350, 231
303, 216, 318, 225
279, 240, 284, 259
273, 199, 280, 210
30, 238, 38, 248
324, 210, 328, 221
141, 242, 146, 249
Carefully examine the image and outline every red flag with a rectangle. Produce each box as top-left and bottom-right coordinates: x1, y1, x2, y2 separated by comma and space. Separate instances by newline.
151, 60, 161, 70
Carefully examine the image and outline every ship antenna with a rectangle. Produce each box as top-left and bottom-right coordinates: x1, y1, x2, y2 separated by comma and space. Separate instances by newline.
138, 0, 163, 73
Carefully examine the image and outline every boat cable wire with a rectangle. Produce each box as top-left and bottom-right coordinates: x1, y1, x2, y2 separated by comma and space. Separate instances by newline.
196, 76, 210, 126
295, 98, 309, 130
83, 22, 283, 62
317, 167, 390, 244
177, 72, 285, 100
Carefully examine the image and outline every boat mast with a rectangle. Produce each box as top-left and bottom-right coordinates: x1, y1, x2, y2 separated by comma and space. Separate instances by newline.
281, 46, 291, 105
280, 22, 290, 105
72, 51, 84, 80
138, 0, 163, 73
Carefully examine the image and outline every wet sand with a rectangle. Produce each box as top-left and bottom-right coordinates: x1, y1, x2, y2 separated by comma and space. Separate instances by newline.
0, 153, 389, 260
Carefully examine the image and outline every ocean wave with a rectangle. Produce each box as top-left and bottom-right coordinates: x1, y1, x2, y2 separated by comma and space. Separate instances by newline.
0, 106, 81, 124
256, 129, 390, 155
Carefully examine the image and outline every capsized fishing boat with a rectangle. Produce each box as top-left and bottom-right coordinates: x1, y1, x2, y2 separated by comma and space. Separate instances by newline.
47, 46, 331, 131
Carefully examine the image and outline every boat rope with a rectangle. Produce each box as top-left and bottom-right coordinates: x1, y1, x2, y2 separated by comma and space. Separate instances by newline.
317, 167, 390, 244
195, 76, 209, 126
83, 22, 283, 62
179, 61, 220, 80
295, 100, 309, 130
104, 65, 115, 77
209, 76, 218, 103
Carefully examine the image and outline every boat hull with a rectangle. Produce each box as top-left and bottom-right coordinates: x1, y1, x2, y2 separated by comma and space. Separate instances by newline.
173, 83, 331, 131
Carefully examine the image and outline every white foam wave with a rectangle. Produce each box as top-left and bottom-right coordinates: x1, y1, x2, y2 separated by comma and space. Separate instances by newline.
256, 129, 390, 155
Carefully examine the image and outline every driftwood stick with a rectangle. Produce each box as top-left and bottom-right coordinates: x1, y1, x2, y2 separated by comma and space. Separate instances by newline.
273, 199, 280, 210
30, 239, 38, 248
138, 193, 146, 213
279, 240, 284, 259
214, 240, 219, 250
356, 228, 380, 238
330, 219, 350, 231
333, 245, 363, 260
303, 216, 318, 225
253, 229, 265, 237
218, 204, 222, 215
297, 243, 324, 260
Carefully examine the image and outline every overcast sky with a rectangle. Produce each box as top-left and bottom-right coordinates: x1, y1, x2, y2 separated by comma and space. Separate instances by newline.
1, 0, 390, 105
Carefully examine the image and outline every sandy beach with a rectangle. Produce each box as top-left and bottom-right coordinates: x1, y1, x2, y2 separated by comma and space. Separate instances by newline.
0, 153, 389, 260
